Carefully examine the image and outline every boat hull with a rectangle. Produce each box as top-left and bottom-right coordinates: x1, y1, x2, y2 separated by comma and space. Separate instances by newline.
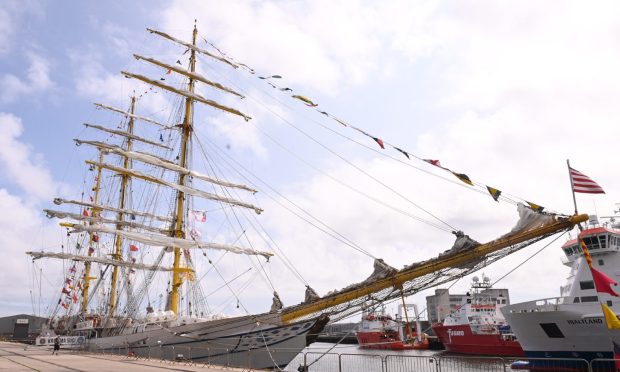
356, 330, 414, 350
79, 313, 327, 369
432, 324, 524, 356
502, 303, 617, 368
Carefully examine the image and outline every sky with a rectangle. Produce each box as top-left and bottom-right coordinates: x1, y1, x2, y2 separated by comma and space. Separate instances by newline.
1, 0, 620, 321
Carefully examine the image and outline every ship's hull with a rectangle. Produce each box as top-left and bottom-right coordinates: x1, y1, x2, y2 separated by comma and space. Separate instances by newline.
356, 330, 415, 350
502, 303, 616, 369
76, 313, 327, 369
432, 324, 524, 356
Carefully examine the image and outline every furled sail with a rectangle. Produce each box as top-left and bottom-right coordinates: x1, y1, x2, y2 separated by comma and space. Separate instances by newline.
83, 123, 171, 149
44, 209, 171, 235
146, 28, 239, 69
88, 161, 263, 214
26, 251, 174, 272
133, 55, 244, 98
270, 291, 283, 313
121, 71, 251, 121
94, 103, 172, 129
53, 198, 173, 223
75, 140, 257, 193
505, 202, 555, 235
69, 224, 274, 259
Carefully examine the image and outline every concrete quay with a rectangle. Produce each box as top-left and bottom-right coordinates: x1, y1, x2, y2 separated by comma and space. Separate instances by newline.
0, 341, 248, 371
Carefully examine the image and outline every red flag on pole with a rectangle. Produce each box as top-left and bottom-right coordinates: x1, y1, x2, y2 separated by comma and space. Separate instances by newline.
569, 167, 605, 194
591, 267, 620, 297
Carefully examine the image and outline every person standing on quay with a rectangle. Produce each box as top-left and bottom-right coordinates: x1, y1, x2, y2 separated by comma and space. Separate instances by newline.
52, 337, 60, 355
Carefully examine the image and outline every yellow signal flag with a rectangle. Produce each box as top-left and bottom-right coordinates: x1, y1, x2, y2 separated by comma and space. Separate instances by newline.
292, 95, 318, 107
487, 186, 502, 202
526, 201, 544, 212
451, 172, 474, 186
602, 303, 620, 329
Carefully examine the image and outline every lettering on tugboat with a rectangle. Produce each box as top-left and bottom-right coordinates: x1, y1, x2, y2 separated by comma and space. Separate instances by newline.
448, 329, 465, 336
566, 318, 603, 325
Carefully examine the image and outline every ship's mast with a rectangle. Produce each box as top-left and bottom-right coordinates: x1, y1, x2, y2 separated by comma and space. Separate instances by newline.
108, 96, 136, 317
170, 25, 197, 315
81, 150, 104, 313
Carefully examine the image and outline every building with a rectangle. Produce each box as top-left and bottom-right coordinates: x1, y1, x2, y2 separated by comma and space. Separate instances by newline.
425, 286, 510, 324
0, 314, 47, 342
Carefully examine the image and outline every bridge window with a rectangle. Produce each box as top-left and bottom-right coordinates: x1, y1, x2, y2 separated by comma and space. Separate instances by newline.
599, 259, 605, 266
540, 323, 565, 338
580, 281, 595, 290
583, 236, 601, 250
581, 296, 599, 302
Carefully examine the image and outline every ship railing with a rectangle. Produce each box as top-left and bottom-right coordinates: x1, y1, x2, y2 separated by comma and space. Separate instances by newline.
503, 296, 566, 313
590, 358, 620, 372
68, 344, 620, 371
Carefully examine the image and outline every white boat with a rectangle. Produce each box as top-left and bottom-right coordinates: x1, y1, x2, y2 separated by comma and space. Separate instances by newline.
502, 215, 620, 369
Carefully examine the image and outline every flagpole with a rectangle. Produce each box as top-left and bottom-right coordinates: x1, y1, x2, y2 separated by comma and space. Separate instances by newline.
567, 159, 579, 215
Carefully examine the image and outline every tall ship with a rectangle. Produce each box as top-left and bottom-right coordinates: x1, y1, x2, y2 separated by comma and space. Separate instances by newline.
26, 23, 589, 369
431, 275, 523, 356
502, 215, 620, 370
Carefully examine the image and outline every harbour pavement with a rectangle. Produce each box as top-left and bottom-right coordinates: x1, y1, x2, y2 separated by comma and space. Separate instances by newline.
0, 341, 248, 371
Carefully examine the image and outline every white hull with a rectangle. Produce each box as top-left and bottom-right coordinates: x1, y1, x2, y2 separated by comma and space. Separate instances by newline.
502, 299, 616, 360
76, 313, 326, 369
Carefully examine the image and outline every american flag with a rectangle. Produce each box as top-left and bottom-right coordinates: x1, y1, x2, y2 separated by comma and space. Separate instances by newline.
569, 167, 605, 194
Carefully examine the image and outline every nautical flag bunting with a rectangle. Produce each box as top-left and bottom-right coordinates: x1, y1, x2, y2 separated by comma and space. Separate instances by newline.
580, 238, 594, 268
291, 95, 318, 107
191, 210, 207, 222
372, 137, 385, 149
423, 159, 448, 170
394, 147, 410, 159
451, 172, 474, 186
580, 238, 619, 296
487, 186, 502, 202
602, 303, 620, 329
526, 201, 544, 213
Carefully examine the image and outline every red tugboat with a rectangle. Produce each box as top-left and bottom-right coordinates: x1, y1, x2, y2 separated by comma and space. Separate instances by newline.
431, 276, 524, 356
356, 304, 429, 350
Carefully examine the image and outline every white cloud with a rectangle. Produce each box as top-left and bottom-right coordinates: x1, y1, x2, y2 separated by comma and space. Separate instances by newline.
0, 112, 65, 316
159, 0, 435, 94
0, 0, 43, 56
0, 52, 53, 103
0, 189, 61, 316
71, 49, 173, 121
0, 113, 64, 200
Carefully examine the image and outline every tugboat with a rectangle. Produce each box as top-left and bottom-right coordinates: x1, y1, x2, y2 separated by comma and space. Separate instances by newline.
502, 215, 620, 370
432, 276, 523, 356
356, 304, 429, 350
